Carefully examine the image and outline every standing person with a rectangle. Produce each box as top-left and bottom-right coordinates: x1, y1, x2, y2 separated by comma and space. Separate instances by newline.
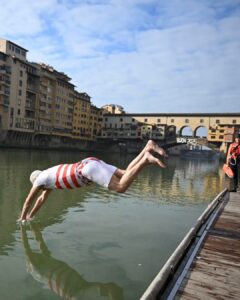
226, 131, 240, 192
19, 140, 167, 222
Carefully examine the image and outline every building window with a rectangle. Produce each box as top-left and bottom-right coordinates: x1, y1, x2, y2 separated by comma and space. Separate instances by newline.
17, 109, 21, 115
18, 90, 22, 96
132, 118, 135, 122
20, 70, 23, 77
19, 80, 22, 87
200, 119, 204, 123
157, 119, 161, 123
144, 118, 148, 122
232, 120, 236, 124
120, 118, 123, 122
171, 119, 174, 123
185, 119, 189, 123
105, 117, 108, 121
216, 119, 220, 124
219, 135, 224, 139
211, 136, 216, 139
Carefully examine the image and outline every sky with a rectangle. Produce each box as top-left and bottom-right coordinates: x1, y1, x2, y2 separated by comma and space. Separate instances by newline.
1, 0, 240, 113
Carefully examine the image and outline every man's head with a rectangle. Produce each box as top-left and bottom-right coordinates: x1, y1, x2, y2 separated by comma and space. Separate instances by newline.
30, 170, 42, 184
234, 130, 240, 143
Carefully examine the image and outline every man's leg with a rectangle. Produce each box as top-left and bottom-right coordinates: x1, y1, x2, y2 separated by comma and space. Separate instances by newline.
126, 140, 167, 171
236, 163, 240, 191
229, 164, 237, 192
108, 151, 166, 193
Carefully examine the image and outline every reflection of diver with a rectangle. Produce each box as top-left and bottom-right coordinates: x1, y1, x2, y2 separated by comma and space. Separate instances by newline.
20, 225, 123, 300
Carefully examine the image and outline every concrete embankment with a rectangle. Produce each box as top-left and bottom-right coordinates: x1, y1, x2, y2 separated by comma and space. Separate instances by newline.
0, 130, 147, 153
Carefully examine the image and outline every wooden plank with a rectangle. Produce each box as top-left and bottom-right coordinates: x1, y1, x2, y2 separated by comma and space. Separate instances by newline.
186, 263, 240, 289
178, 277, 239, 299
202, 236, 240, 258
175, 192, 240, 300
197, 249, 240, 268
214, 213, 240, 233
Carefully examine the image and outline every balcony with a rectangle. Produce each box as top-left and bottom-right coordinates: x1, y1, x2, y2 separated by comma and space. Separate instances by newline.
25, 104, 35, 111
25, 106, 35, 117
27, 83, 38, 92
0, 66, 11, 75
0, 69, 6, 75
0, 78, 11, 86
0, 88, 10, 96
0, 95, 9, 107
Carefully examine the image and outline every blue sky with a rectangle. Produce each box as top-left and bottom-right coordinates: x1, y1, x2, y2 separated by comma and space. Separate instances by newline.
1, 0, 240, 113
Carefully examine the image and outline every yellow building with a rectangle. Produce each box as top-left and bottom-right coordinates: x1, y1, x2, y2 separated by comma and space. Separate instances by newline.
73, 92, 91, 140
90, 105, 102, 140
208, 125, 240, 143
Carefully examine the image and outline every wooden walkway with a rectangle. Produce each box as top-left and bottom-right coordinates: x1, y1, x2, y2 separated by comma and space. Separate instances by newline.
140, 190, 240, 300
174, 192, 240, 300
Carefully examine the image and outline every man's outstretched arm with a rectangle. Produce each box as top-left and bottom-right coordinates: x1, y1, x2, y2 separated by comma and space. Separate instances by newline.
27, 189, 52, 220
19, 186, 41, 221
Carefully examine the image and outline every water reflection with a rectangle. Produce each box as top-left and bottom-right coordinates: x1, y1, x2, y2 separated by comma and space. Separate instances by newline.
128, 158, 225, 204
20, 224, 123, 300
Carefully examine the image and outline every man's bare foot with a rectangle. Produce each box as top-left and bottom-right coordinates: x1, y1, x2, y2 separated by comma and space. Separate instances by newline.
145, 140, 167, 157
144, 151, 166, 168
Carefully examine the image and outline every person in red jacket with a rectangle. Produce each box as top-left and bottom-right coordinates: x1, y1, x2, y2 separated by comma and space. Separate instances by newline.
226, 131, 240, 192
19, 140, 167, 222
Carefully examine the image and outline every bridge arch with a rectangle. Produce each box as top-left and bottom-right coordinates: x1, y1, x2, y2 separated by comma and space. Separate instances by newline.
179, 126, 193, 137
194, 126, 208, 138
166, 125, 176, 137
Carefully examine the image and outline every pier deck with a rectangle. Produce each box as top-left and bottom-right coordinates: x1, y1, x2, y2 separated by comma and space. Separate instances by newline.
141, 190, 240, 300
175, 192, 240, 299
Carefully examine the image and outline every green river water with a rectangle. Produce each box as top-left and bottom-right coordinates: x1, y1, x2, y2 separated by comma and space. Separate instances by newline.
0, 149, 226, 300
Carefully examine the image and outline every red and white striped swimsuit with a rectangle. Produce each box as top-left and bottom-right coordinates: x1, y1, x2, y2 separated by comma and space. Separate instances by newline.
55, 161, 92, 189
33, 157, 117, 189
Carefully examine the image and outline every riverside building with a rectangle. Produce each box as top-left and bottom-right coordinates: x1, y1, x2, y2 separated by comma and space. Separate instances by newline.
0, 38, 103, 148
1, 38, 240, 151
73, 91, 91, 140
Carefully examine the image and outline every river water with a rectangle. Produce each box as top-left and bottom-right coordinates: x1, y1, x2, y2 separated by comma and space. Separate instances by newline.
0, 149, 226, 300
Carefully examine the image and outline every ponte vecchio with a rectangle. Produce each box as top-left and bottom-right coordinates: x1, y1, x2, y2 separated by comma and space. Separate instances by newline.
101, 113, 240, 149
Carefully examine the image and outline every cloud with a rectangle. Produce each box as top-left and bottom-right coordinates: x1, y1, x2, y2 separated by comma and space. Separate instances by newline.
0, 0, 57, 36
0, 0, 240, 113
